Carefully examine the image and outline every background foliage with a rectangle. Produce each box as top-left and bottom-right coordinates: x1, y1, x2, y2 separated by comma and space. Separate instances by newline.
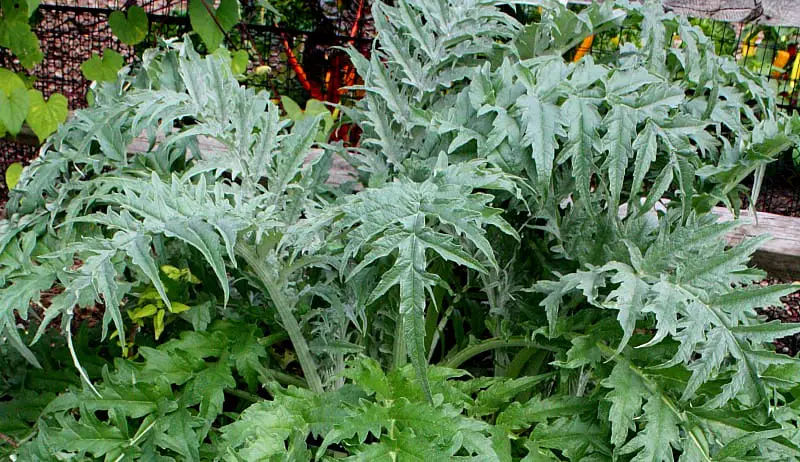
2, 0, 800, 460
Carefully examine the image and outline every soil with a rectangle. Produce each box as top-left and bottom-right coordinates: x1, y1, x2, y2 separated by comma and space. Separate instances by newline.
755, 184, 800, 217
758, 277, 800, 355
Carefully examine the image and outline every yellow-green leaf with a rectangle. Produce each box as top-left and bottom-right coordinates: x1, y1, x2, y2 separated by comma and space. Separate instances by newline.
109, 6, 149, 45
2, 21, 43, 68
0, 87, 29, 135
161, 265, 183, 281
154, 309, 166, 340
280, 95, 303, 121
129, 303, 158, 320
81, 49, 124, 82
186, 271, 201, 284
139, 287, 163, 302
0, 69, 28, 136
305, 99, 329, 117
25, 90, 68, 142
5, 162, 23, 190
231, 49, 249, 76
170, 302, 192, 314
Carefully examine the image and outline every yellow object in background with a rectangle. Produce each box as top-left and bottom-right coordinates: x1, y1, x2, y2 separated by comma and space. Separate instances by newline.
741, 35, 759, 57
573, 35, 594, 62
790, 54, 800, 89
610, 35, 620, 47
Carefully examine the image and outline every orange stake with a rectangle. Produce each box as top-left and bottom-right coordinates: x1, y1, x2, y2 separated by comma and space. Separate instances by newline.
349, 0, 365, 41
772, 49, 792, 78
573, 35, 594, 62
278, 28, 323, 100
340, 0, 366, 93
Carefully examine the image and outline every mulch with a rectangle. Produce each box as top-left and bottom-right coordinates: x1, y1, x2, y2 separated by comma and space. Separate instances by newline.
755, 184, 800, 218
758, 277, 800, 355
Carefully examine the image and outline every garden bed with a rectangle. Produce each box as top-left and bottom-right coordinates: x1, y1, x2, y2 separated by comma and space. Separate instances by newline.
5, 1, 800, 458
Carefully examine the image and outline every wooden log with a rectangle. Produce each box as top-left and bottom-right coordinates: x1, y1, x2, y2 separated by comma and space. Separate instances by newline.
568, 0, 800, 26
619, 201, 800, 278
712, 207, 800, 279
663, 0, 800, 26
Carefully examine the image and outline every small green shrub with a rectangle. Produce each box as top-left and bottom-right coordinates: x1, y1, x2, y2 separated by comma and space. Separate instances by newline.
2, 1, 800, 460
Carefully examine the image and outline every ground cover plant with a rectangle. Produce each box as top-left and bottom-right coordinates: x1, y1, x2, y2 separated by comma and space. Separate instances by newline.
3, 0, 800, 460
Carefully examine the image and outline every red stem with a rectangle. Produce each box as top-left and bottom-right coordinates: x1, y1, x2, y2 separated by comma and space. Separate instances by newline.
349, 0, 365, 42
278, 27, 323, 100
340, 0, 366, 94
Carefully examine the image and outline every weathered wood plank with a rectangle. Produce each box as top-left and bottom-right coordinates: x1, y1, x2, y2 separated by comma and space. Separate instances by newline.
712, 207, 800, 278
568, 0, 800, 26
663, 0, 800, 26
620, 201, 800, 277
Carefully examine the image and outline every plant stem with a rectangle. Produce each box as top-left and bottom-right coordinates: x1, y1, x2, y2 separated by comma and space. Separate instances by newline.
236, 242, 324, 394
263, 369, 309, 389
224, 388, 263, 403
427, 304, 455, 362
393, 314, 407, 369
480, 273, 509, 376
441, 337, 556, 369
66, 321, 102, 398
505, 347, 537, 378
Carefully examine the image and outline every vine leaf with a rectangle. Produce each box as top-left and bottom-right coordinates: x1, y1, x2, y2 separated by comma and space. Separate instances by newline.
0, 69, 29, 136
0, 0, 44, 68
5, 162, 23, 190
230, 49, 249, 76
81, 49, 124, 82
0, 86, 29, 135
109, 6, 149, 45
188, 0, 239, 50
25, 90, 68, 142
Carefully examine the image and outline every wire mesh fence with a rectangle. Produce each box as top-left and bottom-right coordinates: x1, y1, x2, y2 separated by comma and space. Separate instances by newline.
0, 0, 374, 107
